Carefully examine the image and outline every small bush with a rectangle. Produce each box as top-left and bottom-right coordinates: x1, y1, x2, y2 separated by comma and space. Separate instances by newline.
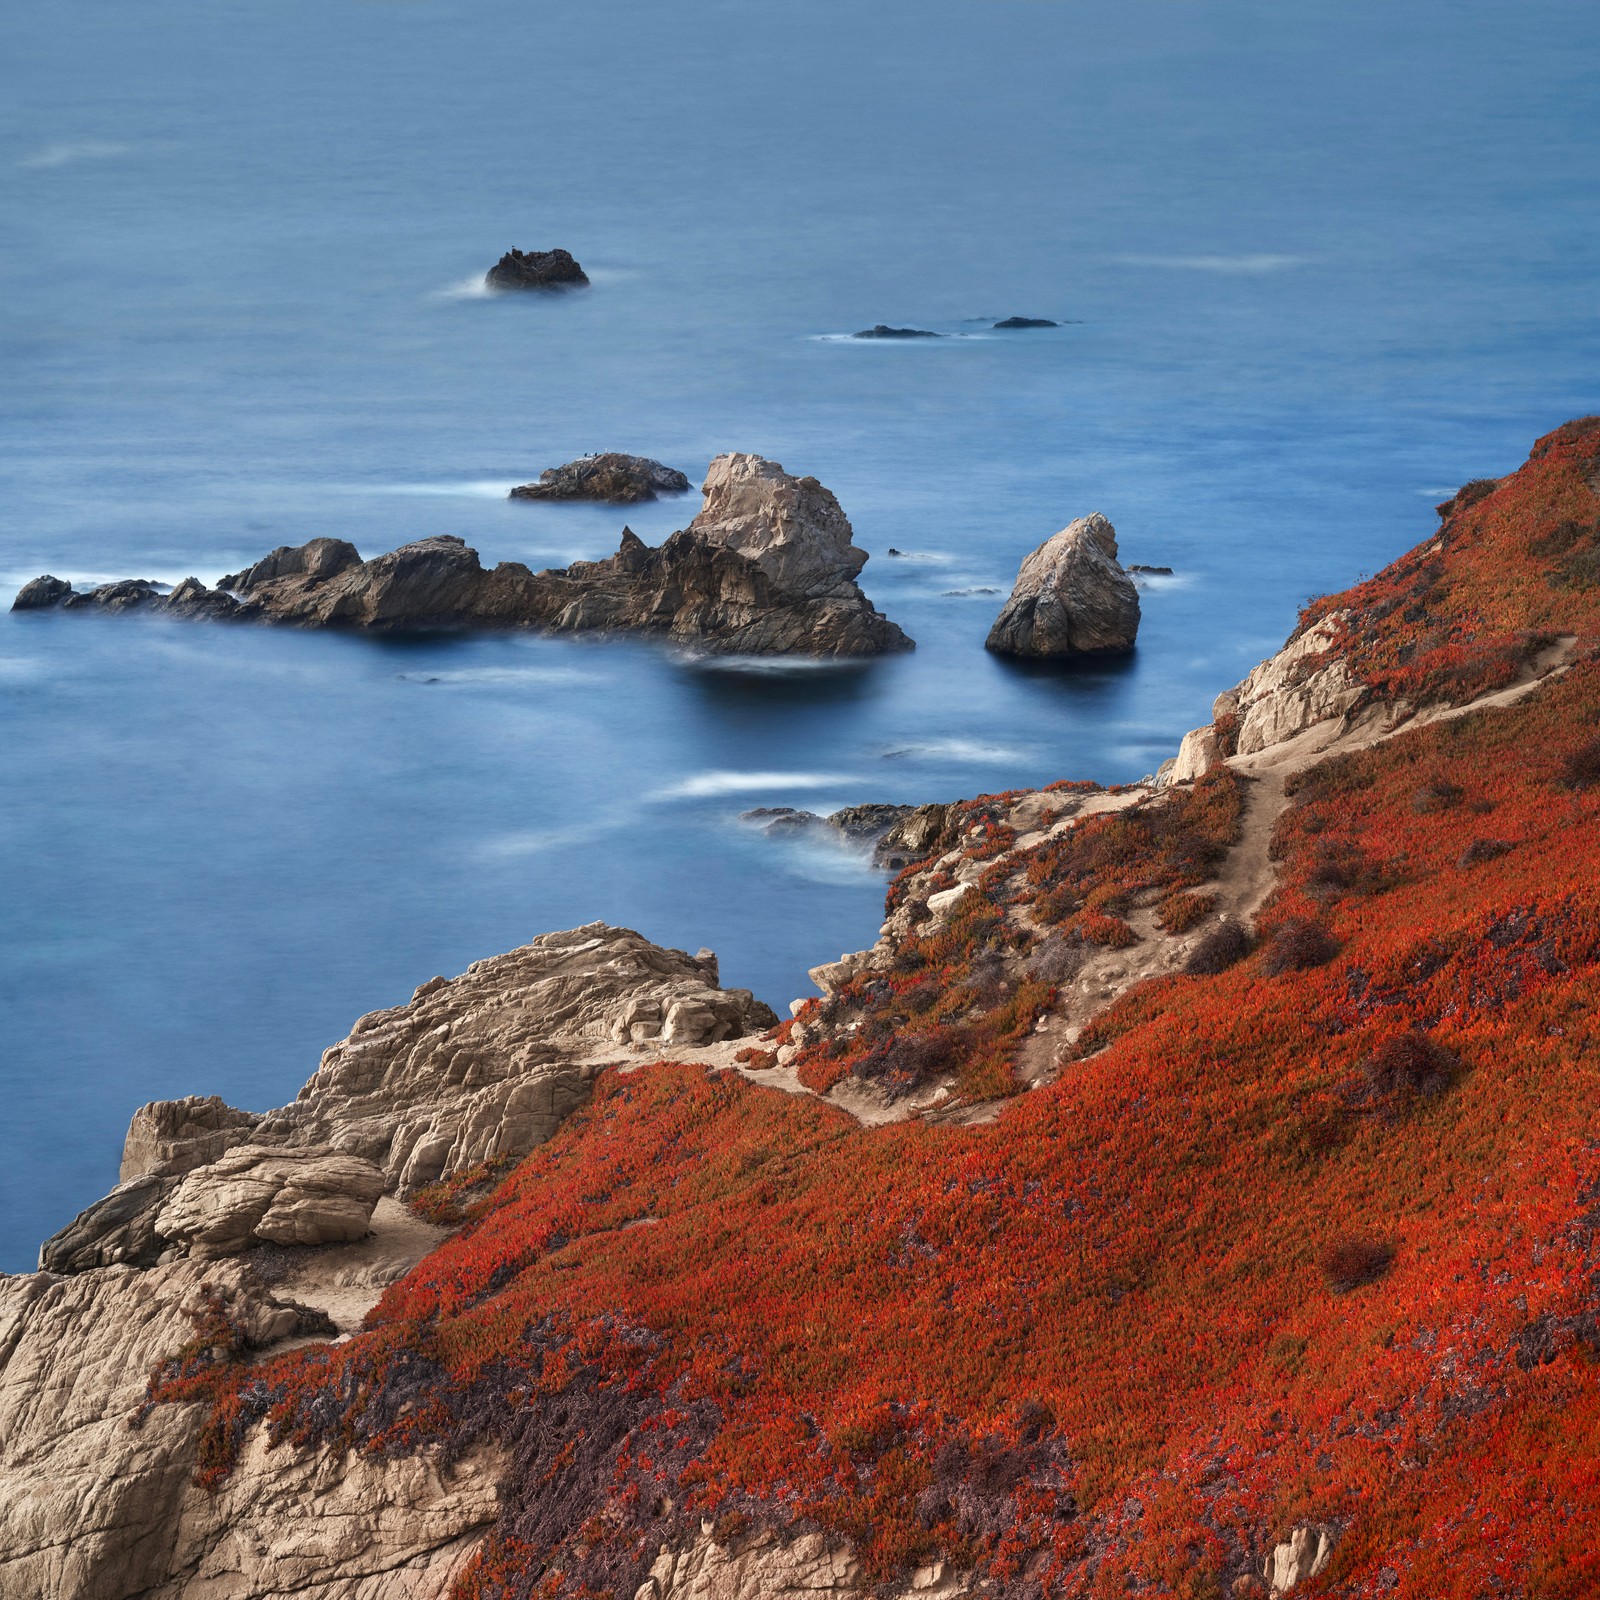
1186, 922, 1253, 976
1360, 1031, 1459, 1102
1458, 837, 1513, 868
1026, 934, 1085, 985
1559, 738, 1600, 789
1411, 778, 1464, 814
1158, 891, 1215, 935
1319, 1238, 1395, 1293
735, 1046, 778, 1071
1261, 917, 1339, 975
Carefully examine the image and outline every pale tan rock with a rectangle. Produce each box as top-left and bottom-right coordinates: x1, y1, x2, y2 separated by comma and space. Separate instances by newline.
152, 1146, 386, 1258
1230, 615, 1364, 756
0, 1259, 498, 1600
115, 924, 777, 1204
122, 1096, 259, 1183
1263, 1525, 1334, 1594
986, 513, 1140, 657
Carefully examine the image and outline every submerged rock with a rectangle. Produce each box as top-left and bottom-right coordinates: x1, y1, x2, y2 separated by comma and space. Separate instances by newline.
853, 324, 940, 339
485, 246, 589, 290
992, 316, 1058, 329
14, 457, 912, 656
985, 512, 1141, 657
509, 453, 690, 503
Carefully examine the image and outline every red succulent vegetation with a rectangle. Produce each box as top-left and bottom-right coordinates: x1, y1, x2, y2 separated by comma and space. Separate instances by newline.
149, 419, 1600, 1599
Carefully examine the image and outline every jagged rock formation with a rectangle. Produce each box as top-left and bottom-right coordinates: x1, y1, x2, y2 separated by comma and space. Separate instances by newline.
741, 802, 916, 850
985, 513, 1141, 657
509, 453, 690, 503
0, 1260, 500, 1600
1263, 1526, 1334, 1595
12, 456, 912, 656
485, 247, 589, 290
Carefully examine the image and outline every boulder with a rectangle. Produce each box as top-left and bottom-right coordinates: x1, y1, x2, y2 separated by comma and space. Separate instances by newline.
11, 575, 74, 609
219, 537, 362, 592
122, 1094, 260, 1182
985, 513, 1140, 657
485, 247, 589, 290
852, 325, 940, 339
509, 453, 690, 503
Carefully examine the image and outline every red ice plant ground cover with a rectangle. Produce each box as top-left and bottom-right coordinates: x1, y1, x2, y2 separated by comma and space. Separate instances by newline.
150, 420, 1600, 1599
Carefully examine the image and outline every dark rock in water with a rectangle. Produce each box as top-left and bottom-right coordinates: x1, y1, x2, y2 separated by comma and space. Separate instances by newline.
741, 806, 826, 836
827, 803, 915, 841
219, 538, 362, 593
853, 325, 940, 339
485, 247, 589, 291
943, 586, 1001, 597
509, 453, 690, 504
886, 548, 906, 557
12, 575, 74, 609
987, 513, 1140, 658
993, 316, 1059, 329
17, 455, 913, 656
1128, 563, 1174, 576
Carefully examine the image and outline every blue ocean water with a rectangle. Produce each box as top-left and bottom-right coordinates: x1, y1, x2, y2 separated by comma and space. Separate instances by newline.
2, 0, 1597, 1270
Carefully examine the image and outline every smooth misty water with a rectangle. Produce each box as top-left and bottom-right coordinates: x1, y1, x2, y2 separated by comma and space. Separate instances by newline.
2, 0, 1597, 1269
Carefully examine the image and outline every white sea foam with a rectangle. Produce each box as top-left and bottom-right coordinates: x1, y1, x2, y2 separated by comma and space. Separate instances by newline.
371, 479, 519, 499
0, 656, 44, 681
1112, 253, 1308, 274
681, 654, 864, 676
881, 738, 1027, 764
18, 139, 137, 170
396, 665, 599, 687
432, 275, 495, 301
649, 770, 860, 801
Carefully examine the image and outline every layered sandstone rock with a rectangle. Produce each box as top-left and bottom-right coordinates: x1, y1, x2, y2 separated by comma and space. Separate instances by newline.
985, 513, 1140, 657
509, 453, 690, 503
13, 457, 911, 656
0, 1260, 500, 1600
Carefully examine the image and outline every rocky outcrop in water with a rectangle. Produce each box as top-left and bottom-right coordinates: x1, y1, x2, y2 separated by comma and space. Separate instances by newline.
13, 457, 911, 656
509, 453, 690, 503
485, 247, 589, 290
985, 513, 1140, 657
852, 325, 940, 339
992, 317, 1058, 329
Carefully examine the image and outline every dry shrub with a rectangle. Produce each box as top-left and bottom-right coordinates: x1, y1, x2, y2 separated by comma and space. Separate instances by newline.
1261, 917, 1339, 975
1360, 1031, 1460, 1103
1158, 891, 1215, 935
1559, 738, 1600, 789
735, 1047, 778, 1071
1412, 778, 1464, 814
1319, 1238, 1395, 1293
1186, 922, 1252, 976
1026, 934, 1085, 985
1458, 837, 1513, 868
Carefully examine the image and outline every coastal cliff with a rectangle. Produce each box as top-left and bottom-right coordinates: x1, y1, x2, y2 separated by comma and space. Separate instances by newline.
4, 418, 1600, 1599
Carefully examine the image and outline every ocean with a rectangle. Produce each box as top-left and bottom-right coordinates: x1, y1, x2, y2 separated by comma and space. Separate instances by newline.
2, 0, 1596, 1269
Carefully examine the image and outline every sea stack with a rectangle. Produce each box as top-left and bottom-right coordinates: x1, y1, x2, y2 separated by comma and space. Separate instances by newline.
985, 512, 1141, 657
509, 454, 691, 503
484, 247, 590, 291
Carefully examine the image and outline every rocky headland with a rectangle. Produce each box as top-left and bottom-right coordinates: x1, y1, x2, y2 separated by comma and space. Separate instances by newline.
484, 248, 589, 291
985, 511, 1141, 656
508, 453, 690, 503
5, 419, 1600, 1600
11, 455, 913, 657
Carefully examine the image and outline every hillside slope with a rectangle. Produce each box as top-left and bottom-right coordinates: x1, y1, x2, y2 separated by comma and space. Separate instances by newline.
7, 418, 1600, 1600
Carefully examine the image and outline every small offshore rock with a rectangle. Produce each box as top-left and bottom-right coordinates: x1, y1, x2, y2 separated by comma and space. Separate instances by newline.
1128, 563, 1174, 575
11, 574, 74, 610
852, 324, 941, 339
509, 453, 691, 504
993, 316, 1059, 329
986, 512, 1141, 657
485, 246, 589, 290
